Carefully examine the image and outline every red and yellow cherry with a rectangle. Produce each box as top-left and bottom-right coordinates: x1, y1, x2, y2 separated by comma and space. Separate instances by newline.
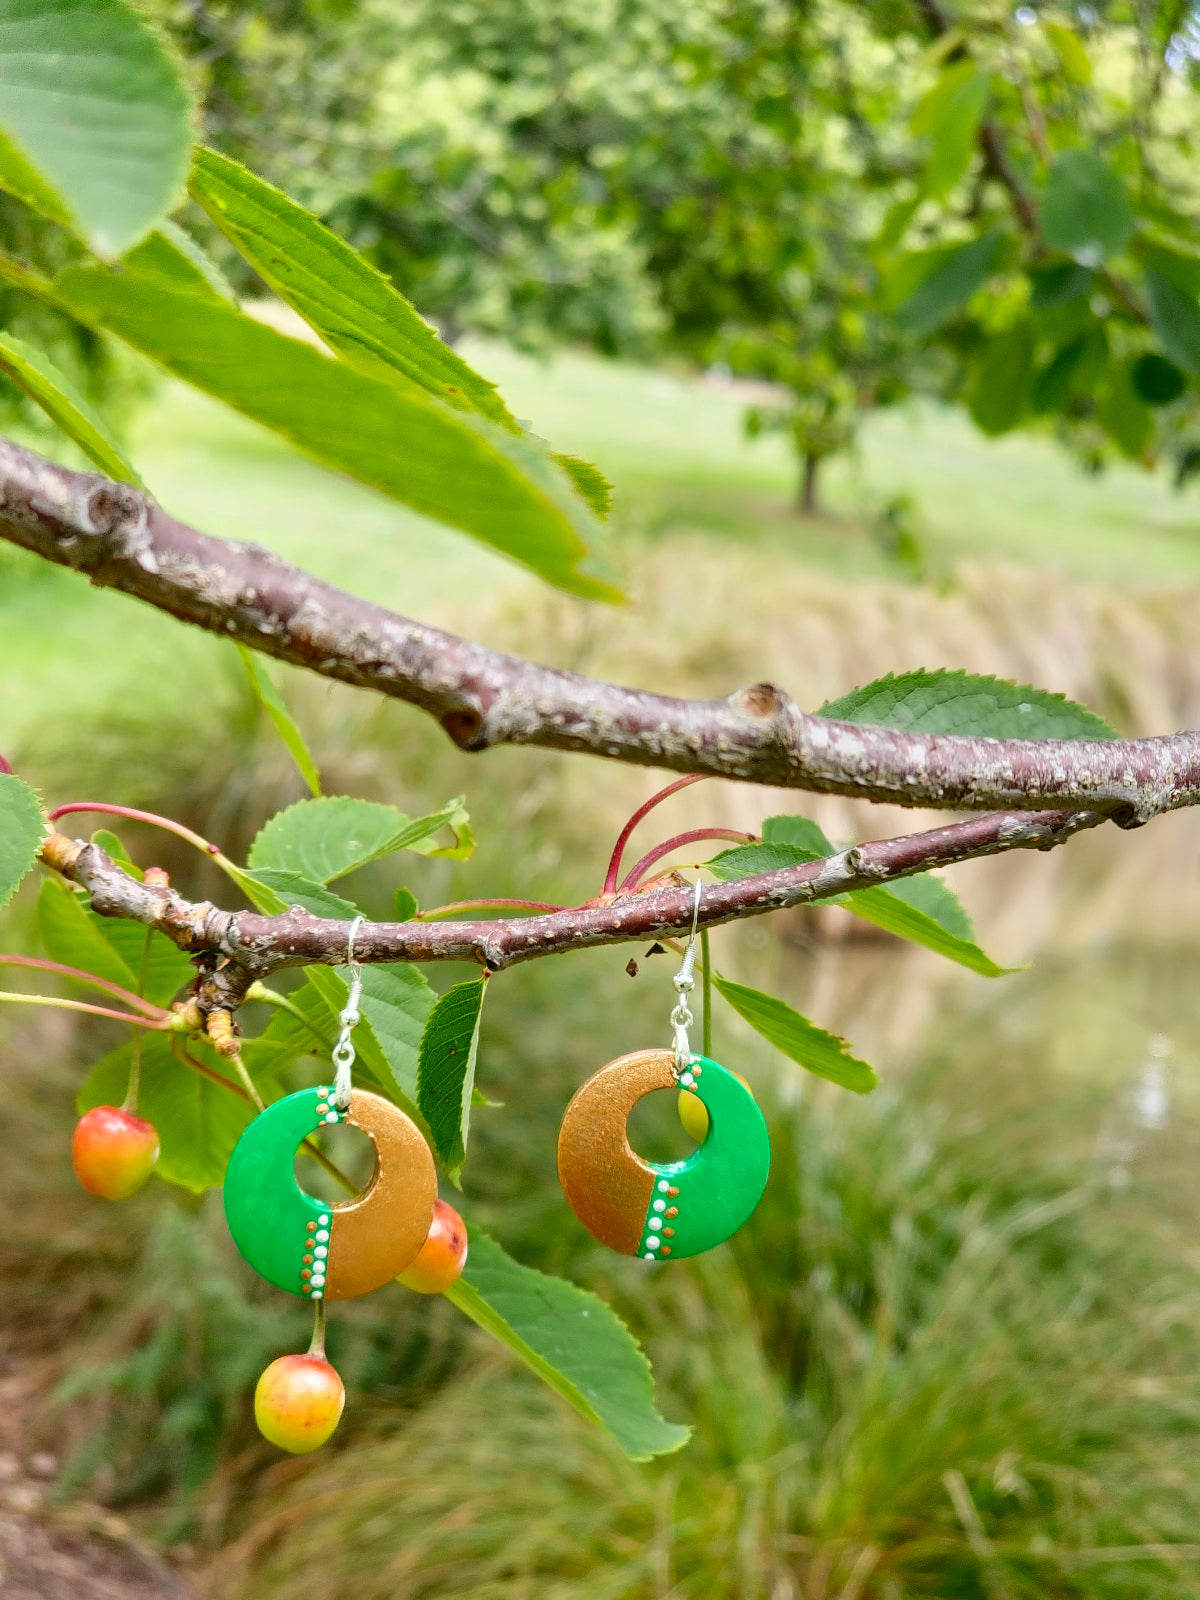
254, 1354, 345, 1454
72, 1106, 160, 1199
677, 1071, 753, 1143
398, 1198, 468, 1294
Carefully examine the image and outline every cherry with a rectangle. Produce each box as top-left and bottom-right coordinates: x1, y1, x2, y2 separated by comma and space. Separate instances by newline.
72, 1105, 159, 1199
398, 1198, 468, 1293
255, 1354, 345, 1453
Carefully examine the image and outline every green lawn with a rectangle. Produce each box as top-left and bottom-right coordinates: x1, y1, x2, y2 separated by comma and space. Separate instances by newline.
2, 339, 1198, 794
464, 338, 1200, 587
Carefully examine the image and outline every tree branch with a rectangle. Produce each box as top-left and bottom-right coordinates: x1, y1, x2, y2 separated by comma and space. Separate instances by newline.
3, 438, 1200, 822
40, 808, 1106, 987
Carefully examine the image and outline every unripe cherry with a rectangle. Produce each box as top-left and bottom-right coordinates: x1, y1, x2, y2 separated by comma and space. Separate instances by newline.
255, 1354, 345, 1453
398, 1198, 468, 1294
677, 1071, 753, 1143
72, 1105, 160, 1199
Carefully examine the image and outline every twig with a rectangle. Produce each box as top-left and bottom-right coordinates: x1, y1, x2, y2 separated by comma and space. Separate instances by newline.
603, 776, 708, 893
618, 828, 755, 892
37, 807, 1107, 985
0, 991, 170, 1027
0, 954, 167, 1019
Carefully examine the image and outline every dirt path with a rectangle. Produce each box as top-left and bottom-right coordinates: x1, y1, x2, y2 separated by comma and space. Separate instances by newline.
0, 1354, 197, 1600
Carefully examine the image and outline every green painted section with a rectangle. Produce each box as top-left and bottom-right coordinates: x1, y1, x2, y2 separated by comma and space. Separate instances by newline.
223, 1086, 332, 1294
639, 1057, 770, 1260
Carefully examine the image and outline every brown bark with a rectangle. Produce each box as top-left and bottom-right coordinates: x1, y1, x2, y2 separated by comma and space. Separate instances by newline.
800, 452, 821, 515
41, 808, 1105, 989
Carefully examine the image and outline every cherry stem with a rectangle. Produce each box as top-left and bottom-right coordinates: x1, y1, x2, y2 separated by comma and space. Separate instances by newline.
700, 928, 712, 1058
618, 828, 754, 893
172, 1039, 248, 1099
416, 897, 564, 920
602, 775, 708, 895
0, 991, 169, 1027
307, 1298, 328, 1360
226, 1046, 266, 1112
0, 752, 11, 775
122, 931, 153, 1114
47, 802, 222, 857
246, 985, 332, 1051
0, 955, 167, 1018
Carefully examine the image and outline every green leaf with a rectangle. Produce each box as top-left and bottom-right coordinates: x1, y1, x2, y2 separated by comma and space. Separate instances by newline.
708, 840, 820, 880
1136, 237, 1200, 298
233, 869, 357, 920
1043, 20, 1092, 83
0, 0, 194, 256
356, 964, 436, 1105
1132, 352, 1186, 407
235, 645, 321, 797
189, 147, 519, 431
895, 231, 1005, 336
912, 63, 990, 199
89, 829, 141, 879
0, 127, 68, 221
1039, 151, 1134, 266
416, 976, 488, 1183
1029, 260, 1093, 309
818, 669, 1116, 739
710, 820, 1006, 977
833, 877, 1008, 977
39, 877, 138, 989
78, 1034, 250, 1192
405, 798, 474, 862
247, 795, 470, 883
553, 453, 612, 518
53, 269, 622, 602
393, 887, 419, 922
968, 323, 1035, 437
712, 974, 876, 1093
0, 772, 43, 910
241, 980, 332, 1083
38, 878, 192, 1005
0, 331, 142, 484
1032, 334, 1089, 414
1097, 362, 1154, 459
761, 815, 832, 854
445, 1229, 689, 1461
123, 220, 235, 306
1146, 269, 1200, 378
875, 195, 921, 256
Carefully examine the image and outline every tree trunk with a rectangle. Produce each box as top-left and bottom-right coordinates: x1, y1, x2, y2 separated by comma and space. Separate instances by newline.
799, 451, 821, 515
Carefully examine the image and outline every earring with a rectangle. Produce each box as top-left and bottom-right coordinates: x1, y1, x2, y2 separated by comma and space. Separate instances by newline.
224, 917, 437, 1300
557, 883, 769, 1261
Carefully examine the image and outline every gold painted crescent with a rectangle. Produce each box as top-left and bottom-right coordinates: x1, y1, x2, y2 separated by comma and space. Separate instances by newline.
324, 1089, 437, 1299
556, 1048, 675, 1254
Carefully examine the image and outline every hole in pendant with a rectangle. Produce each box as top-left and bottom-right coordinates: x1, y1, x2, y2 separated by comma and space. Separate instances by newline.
294, 1123, 376, 1205
625, 1087, 705, 1165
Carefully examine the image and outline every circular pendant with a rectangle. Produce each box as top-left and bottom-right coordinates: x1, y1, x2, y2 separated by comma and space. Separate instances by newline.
557, 1049, 770, 1260
224, 1085, 436, 1299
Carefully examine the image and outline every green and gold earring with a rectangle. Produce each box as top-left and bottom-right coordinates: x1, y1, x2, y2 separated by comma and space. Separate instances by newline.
223, 919, 437, 1452
557, 883, 770, 1260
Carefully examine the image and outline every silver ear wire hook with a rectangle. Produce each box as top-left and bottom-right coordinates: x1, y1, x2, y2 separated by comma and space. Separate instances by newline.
331, 914, 365, 1110
670, 879, 703, 1077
